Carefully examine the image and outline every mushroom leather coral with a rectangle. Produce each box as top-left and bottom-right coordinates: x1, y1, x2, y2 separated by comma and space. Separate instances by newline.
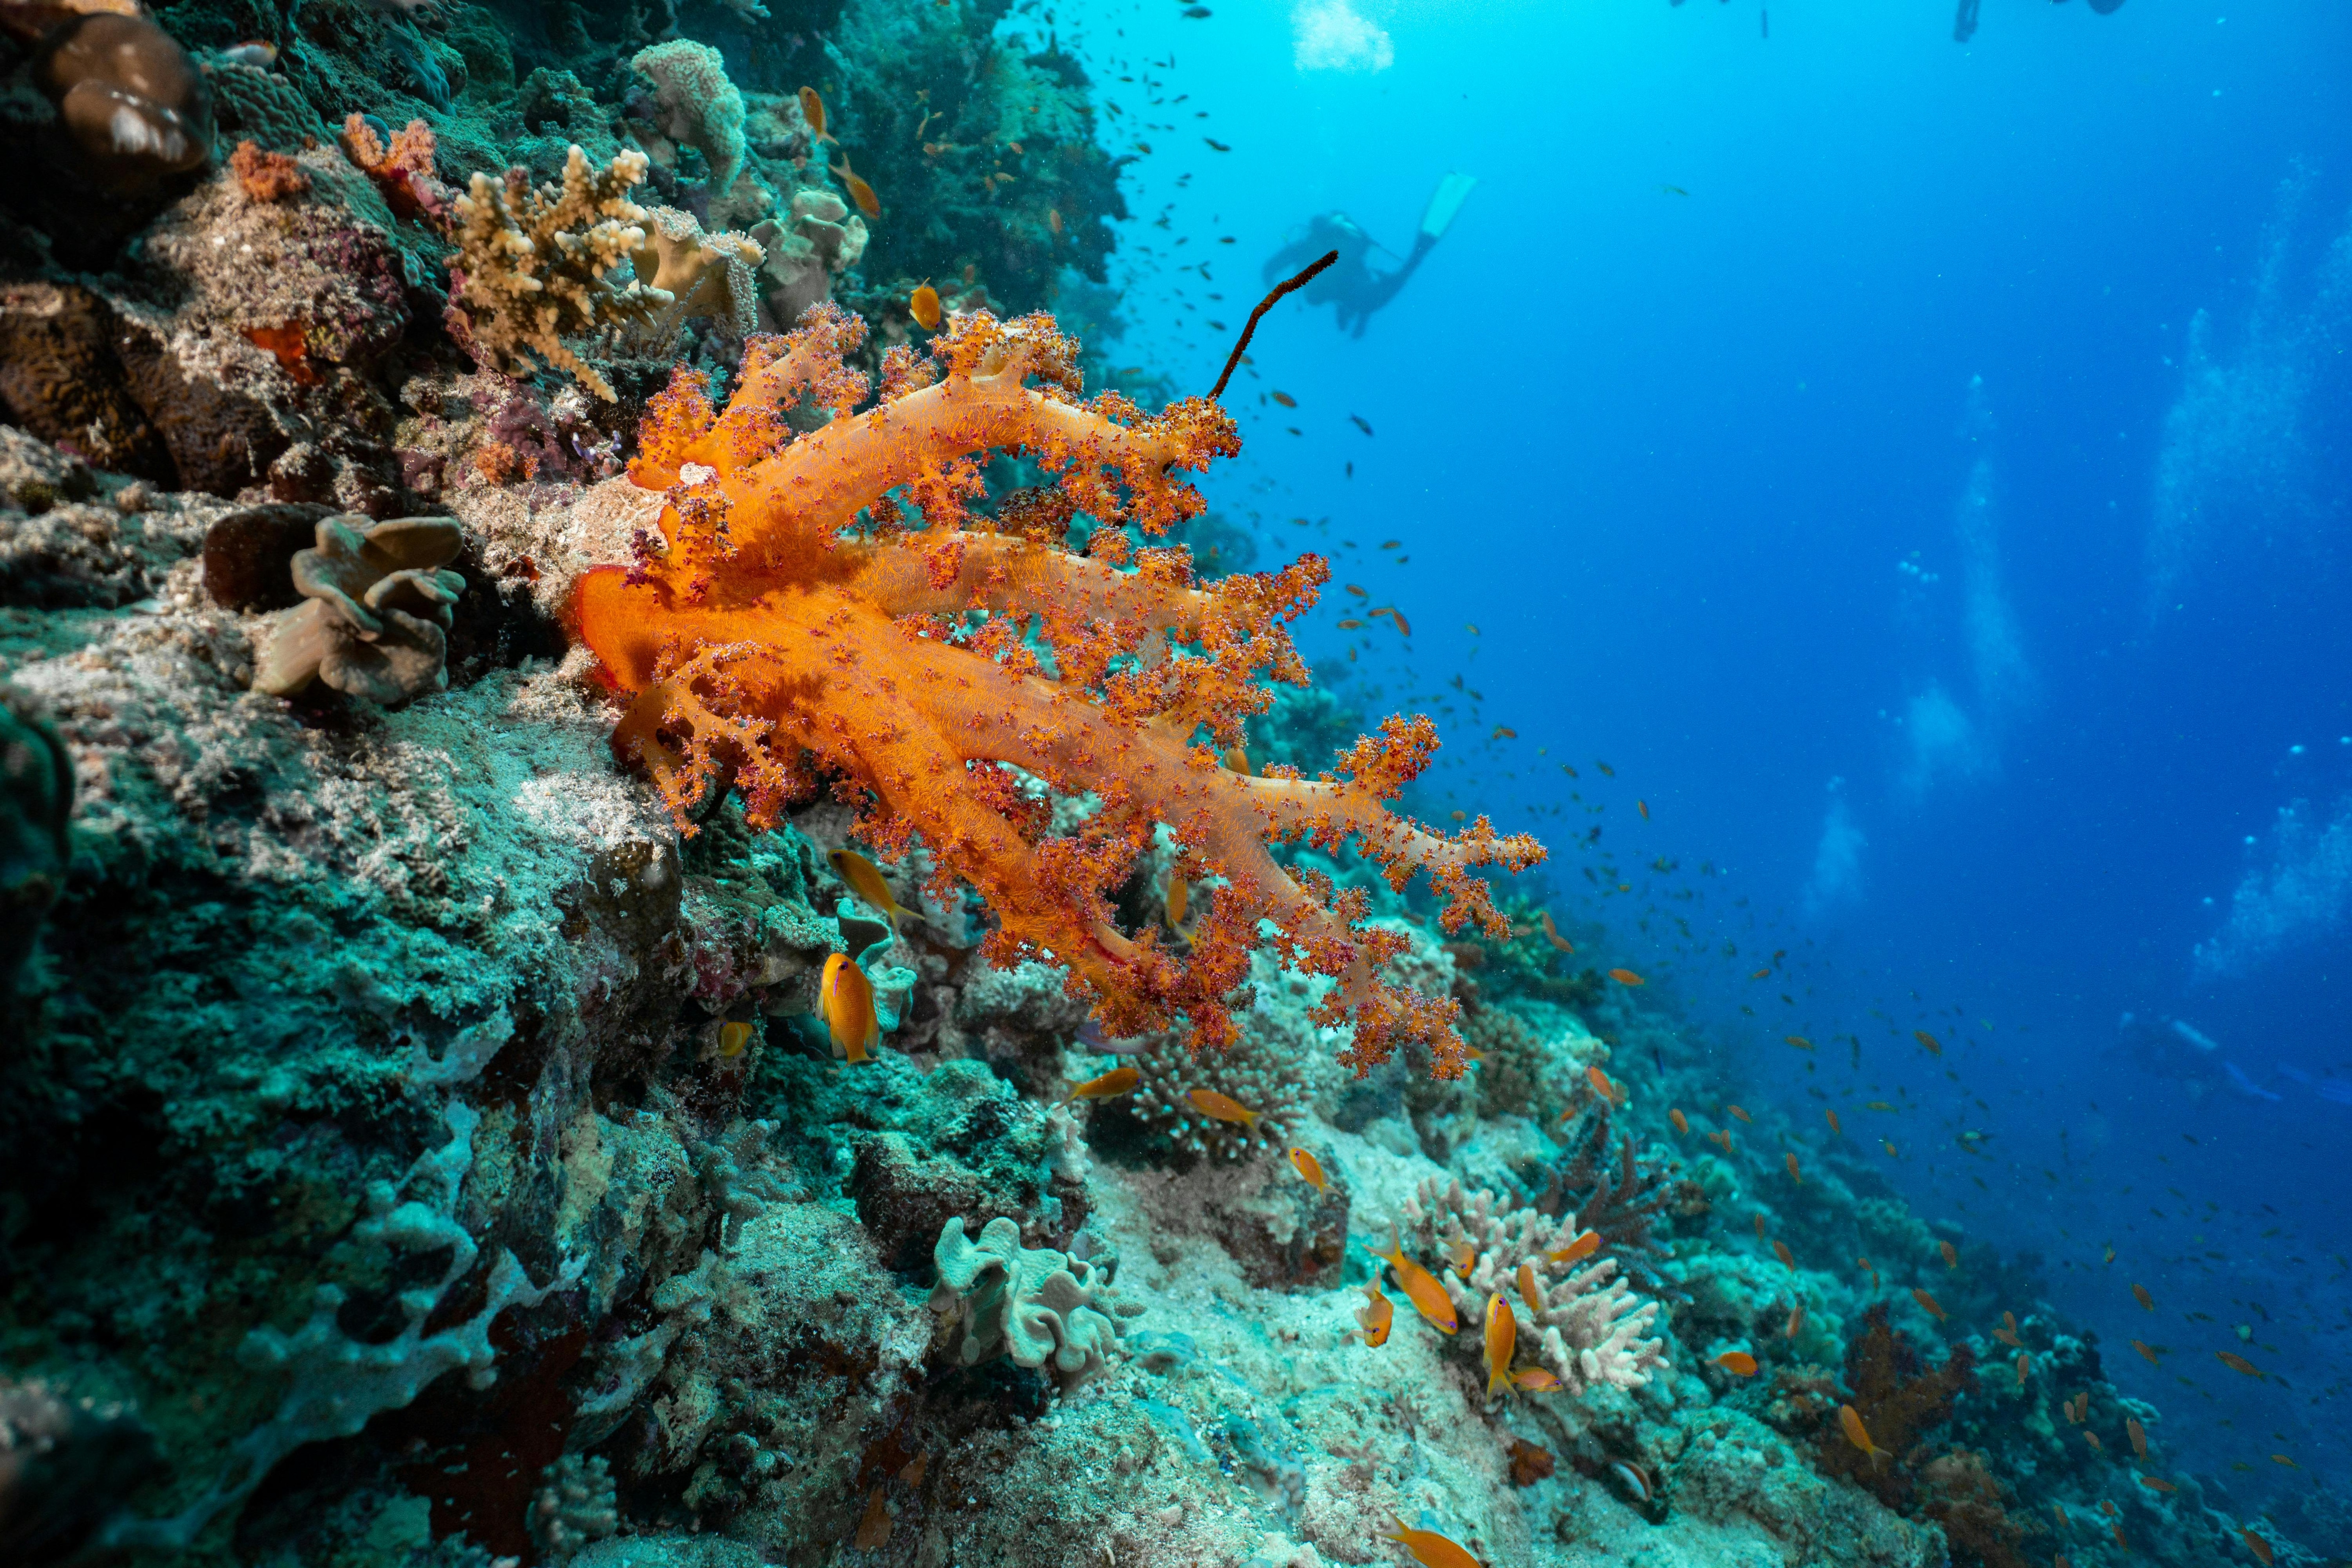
572, 303, 1542, 1075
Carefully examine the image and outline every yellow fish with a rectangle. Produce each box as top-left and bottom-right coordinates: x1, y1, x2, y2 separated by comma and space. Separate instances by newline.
1785, 1034, 1812, 1051
1940, 1241, 1959, 1270
1164, 872, 1189, 928
1288, 1146, 1328, 1192
2126, 1417, 2147, 1459
819, 952, 878, 1062
1772, 1240, 1795, 1267
830, 848, 917, 927
833, 156, 881, 218
1067, 1065, 1139, 1101
1368, 1226, 1458, 1335
2132, 1282, 2154, 1311
1881, 1138, 1899, 1157
1912, 1288, 1948, 1321
1483, 1293, 1516, 1400
797, 85, 833, 143
1839, 1404, 1888, 1465
1516, 1260, 1543, 1316
1356, 1281, 1392, 1346
1549, 1229, 1601, 1265
1715, 1350, 1758, 1376
1184, 1087, 1261, 1132
1224, 745, 1251, 774
717, 1020, 754, 1058
909, 282, 942, 330
1380, 1518, 1486, 1568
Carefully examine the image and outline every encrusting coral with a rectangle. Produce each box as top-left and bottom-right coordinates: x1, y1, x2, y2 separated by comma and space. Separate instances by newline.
448, 144, 667, 400
251, 514, 468, 704
930, 1215, 1126, 1384
1397, 1175, 1669, 1395
572, 303, 1542, 1074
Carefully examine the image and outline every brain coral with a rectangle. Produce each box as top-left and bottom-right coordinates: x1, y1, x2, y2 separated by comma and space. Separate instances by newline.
572, 304, 1541, 1075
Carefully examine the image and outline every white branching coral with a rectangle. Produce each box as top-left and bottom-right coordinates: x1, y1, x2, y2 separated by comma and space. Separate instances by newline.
449, 145, 669, 400
1398, 1176, 1668, 1395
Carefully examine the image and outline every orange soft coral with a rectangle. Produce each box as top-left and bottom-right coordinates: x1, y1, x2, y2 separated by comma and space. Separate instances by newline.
572, 303, 1543, 1076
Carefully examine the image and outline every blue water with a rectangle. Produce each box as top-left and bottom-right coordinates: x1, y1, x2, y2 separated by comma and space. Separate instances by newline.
1053, 0, 2352, 1493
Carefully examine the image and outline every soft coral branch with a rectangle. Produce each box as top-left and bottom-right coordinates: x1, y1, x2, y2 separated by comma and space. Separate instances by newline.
574, 303, 1543, 1074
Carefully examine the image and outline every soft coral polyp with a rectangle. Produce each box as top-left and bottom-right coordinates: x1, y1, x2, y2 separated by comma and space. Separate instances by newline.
572, 303, 1542, 1075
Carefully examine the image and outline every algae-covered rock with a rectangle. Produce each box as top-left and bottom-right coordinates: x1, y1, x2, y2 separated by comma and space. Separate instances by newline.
0, 685, 71, 1002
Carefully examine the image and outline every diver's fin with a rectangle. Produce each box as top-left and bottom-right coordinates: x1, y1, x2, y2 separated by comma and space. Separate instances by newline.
1419, 172, 1478, 241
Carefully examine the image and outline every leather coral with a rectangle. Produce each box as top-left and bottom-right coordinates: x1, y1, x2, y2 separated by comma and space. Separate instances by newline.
572, 303, 1542, 1075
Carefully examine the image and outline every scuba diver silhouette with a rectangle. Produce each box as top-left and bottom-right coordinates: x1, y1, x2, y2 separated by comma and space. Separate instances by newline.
1263, 173, 1476, 338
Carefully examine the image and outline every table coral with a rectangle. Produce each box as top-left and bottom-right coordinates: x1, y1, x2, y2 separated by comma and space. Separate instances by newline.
572, 304, 1541, 1075
1397, 1175, 1669, 1395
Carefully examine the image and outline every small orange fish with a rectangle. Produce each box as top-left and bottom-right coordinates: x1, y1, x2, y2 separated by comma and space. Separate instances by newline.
2099, 1501, 2118, 1520
1336, 617, 1364, 630
2111, 1524, 2127, 1550
1839, 1404, 1888, 1465
833, 157, 881, 218
2126, 1417, 2147, 1459
1914, 1029, 1943, 1056
1185, 1087, 1261, 1132
2131, 1339, 2160, 1365
1785, 1305, 1805, 1338
2137, 1476, 2176, 1495
1067, 1065, 1139, 1101
1380, 1517, 1484, 1568
717, 1020, 754, 1058
2132, 1282, 2154, 1312
1881, 1138, 1899, 1157
1994, 1312, 2022, 1348
1939, 1241, 1959, 1270
2014, 1352, 2030, 1389
1047, 207, 1062, 235
909, 283, 942, 329
1288, 1146, 1328, 1192
1728, 1105, 1753, 1124
2270, 1454, 2297, 1468
1271, 390, 1297, 408
1912, 1288, 1948, 1321
1751, 967, 1773, 979
1670, 1108, 1690, 1136
1356, 1281, 1393, 1346
1752, 1213, 1768, 1240
1225, 746, 1252, 774
1446, 1239, 1477, 1274
1709, 1128, 1735, 1154
1584, 1065, 1614, 1099
1512, 1365, 1561, 1393
1786, 1034, 1813, 1051
2215, 1351, 2263, 1378
1597, 760, 1615, 777
830, 848, 918, 926
1368, 1226, 1457, 1334
1493, 725, 1517, 740
797, 85, 833, 142
1343, 583, 1369, 597
1785, 1153, 1803, 1184
1483, 1293, 1517, 1400
1516, 1261, 1543, 1316
1392, 609, 1414, 637
1164, 872, 1189, 928
1608, 968, 1645, 986
820, 952, 878, 1062
1772, 1240, 1795, 1268
1715, 1350, 1759, 1376
1541, 910, 1574, 952
1549, 1229, 1601, 1266
2085, 1431, 2105, 1453
2242, 1527, 2275, 1566
1637, 799, 1650, 820
1867, 1100, 1896, 1111
1858, 1257, 1879, 1287
1825, 1109, 1843, 1136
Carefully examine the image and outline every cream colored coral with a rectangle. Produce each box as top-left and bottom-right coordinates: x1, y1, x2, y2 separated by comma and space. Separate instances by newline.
621, 205, 765, 356
449, 144, 668, 400
629, 41, 746, 197
1397, 1175, 1668, 1396
751, 186, 868, 327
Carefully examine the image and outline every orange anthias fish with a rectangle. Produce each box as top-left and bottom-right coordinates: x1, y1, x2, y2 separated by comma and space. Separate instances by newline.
1753, 1213, 1768, 1240
2242, 1526, 2275, 1566
1483, 1293, 1517, 1399
1186, 1088, 1262, 1133
1549, 1229, 1601, 1266
909, 282, 943, 329
1715, 1350, 1759, 1376
1369, 1227, 1458, 1335
1858, 1257, 1879, 1288
2085, 1431, 2105, 1454
1785, 1305, 1805, 1339
1541, 910, 1574, 952
1607, 967, 1646, 987
1288, 1146, 1328, 1192
1271, 389, 1297, 407
1881, 1139, 1900, 1157
2138, 1476, 2177, 1495
1516, 1261, 1543, 1316
2271, 1454, 2298, 1468
1772, 1240, 1795, 1268
1825, 1109, 1843, 1137
2131, 1339, 2160, 1365
798, 85, 834, 142
1912, 1288, 1948, 1322
1993, 1311, 2022, 1347
2216, 1351, 2264, 1378
1067, 1065, 1139, 1101
1225, 745, 1252, 775
833, 156, 882, 218
1164, 872, 1190, 928
1356, 1281, 1393, 1346
1584, 1065, 1619, 1102
830, 848, 918, 926
1729, 1105, 1753, 1123
1381, 1518, 1485, 1568
820, 952, 878, 1062
2132, 1282, 2155, 1311
1786, 1034, 1813, 1051
1670, 1108, 1690, 1136
1446, 1239, 1477, 1274
1785, 1154, 1804, 1185
1637, 799, 1651, 819
1914, 1029, 1943, 1056
1940, 1241, 1959, 1270
1709, 1129, 1735, 1154
1512, 1366, 1561, 1393
1839, 1404, 1889, 1465
2127, 1417, 2148, 1459
1493, 725, 1518, 740
1751, 967, 1772, 980
2015, 1353, 2030, 1389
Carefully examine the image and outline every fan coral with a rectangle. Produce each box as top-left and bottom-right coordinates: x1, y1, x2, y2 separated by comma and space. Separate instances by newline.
930, 1215, 1124, 1384
251, 514, 467, 704
448, 146, 667, 400
572, 305, 1541, 1073
1396, 1175, 1669, 1395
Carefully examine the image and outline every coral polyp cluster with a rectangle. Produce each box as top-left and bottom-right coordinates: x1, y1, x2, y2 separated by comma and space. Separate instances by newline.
572, 303, 1542, 1073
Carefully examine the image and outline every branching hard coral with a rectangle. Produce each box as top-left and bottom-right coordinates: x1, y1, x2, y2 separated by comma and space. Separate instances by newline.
251, 515, 467, 704
930, 1216, 1123, 1384
572, 305, 1542, 1075
1397, 1175, 1668, 1395
448, 145, 668, 400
